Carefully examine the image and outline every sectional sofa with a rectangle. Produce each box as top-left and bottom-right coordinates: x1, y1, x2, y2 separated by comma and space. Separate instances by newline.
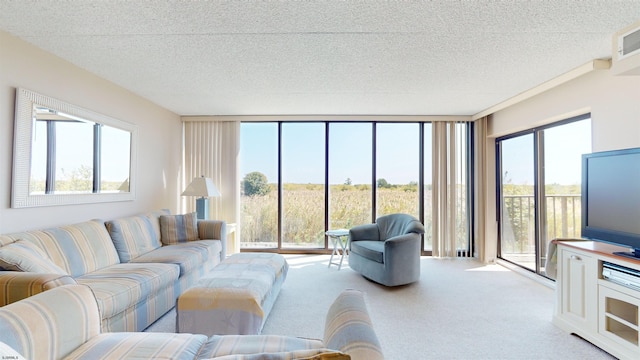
0, 209, 226, 332
0, 284, 383, 360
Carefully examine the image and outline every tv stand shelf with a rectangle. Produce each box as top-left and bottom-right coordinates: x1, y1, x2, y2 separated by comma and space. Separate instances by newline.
553, 240, 640, 360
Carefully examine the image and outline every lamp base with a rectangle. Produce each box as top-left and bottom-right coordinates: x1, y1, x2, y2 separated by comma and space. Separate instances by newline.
195, 197, 209, 220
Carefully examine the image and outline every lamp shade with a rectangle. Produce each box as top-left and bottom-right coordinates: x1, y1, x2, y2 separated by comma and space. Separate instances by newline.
181, 176, 221, 197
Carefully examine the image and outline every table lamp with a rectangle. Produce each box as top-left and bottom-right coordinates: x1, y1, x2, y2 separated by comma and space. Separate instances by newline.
181, 176, 221, 219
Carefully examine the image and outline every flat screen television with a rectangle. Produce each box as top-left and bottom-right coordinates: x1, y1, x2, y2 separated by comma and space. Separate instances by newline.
581, 147, 640, 259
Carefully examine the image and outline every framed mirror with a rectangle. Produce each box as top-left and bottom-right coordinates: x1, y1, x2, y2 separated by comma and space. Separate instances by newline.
12, 88, 137, 207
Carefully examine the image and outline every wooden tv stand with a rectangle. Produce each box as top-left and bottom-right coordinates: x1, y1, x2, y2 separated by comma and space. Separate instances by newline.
553, 240, 640, 360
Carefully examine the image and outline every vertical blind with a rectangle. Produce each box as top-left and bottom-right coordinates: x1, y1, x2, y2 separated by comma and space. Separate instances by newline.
183, 121, 241, 234
432, 121, 472, 258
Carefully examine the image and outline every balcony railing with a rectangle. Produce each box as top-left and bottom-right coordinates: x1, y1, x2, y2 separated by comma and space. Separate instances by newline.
502, 194, 582, 254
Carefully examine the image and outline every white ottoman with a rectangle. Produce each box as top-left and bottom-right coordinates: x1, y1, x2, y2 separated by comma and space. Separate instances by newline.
176, 252, 288, 336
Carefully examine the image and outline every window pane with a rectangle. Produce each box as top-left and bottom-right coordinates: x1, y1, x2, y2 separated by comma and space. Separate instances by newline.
500, 134, 535, 271
240, 123, 278, 249
282, 123, 325, 248
101, 125, 131, 192
55, 121, 94, 194
30, 120, 47, 194
454, 123, 469, 252
423, 124, 433, 250
540, 119, 591, 273
376, 123, 419, 218
329, 123, 372, 229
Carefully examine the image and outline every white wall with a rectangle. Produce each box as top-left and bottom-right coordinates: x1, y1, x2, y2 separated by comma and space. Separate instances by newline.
481, 68, 640, 261
0, 31, 183, 233
488, 69, 640, 150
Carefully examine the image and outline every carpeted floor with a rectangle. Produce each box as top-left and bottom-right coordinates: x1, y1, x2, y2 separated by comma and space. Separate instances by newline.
145, 255, 615, 360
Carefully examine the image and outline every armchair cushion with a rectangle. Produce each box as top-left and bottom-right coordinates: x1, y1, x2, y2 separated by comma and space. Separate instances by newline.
349, 241, 384, 263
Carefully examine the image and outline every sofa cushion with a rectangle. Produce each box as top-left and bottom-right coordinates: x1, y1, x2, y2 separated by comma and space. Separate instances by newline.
76, 263, 179, 319
0, 220, 120, 277
105, 210, 169, 262
66, 333, 207, 360
207, 349, 350, 359
160, 212, 199, 245
197, 335, 326, 358
131, 240, 221, 276
350, 241, 384, 263
0, 240, 66, 274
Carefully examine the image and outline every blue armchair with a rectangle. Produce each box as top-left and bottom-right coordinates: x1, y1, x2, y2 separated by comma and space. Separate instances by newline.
348, 213, 425, 286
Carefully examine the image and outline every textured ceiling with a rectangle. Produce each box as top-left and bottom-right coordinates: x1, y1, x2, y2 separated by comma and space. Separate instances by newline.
1, 1, 639, 116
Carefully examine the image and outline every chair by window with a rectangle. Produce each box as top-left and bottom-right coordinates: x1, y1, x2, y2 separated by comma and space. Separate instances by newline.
348, 213, 425, 286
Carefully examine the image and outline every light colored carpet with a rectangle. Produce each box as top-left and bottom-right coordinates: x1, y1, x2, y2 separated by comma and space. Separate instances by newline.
145, 255, 614, 360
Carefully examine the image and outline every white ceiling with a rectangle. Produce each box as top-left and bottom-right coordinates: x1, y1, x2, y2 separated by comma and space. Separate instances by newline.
1, 1, 639, 116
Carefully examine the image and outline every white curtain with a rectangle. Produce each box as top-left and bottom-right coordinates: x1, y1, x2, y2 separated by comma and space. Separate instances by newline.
182, 121, 241, 244
474, 116, 498, 263
432, 121, 470, 258
473, 116, 488, 262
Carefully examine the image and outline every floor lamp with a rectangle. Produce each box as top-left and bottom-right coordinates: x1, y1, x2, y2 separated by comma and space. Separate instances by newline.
181, 176, 221, 220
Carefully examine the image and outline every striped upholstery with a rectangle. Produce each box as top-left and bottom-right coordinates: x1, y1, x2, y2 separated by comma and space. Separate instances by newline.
0, 284, 101, 360
96, 278, 179, 333
197, 335, 325, 358
0, 271, 76, 306
0, 211, 227, 335
66, 333, 207, 360
76, 263, 179, 321
197, 220, 227, 260
323, 290, 383, 360
160, 212, 199, 244
132, 240, 221, 276
0, 220, 120, 277
105, 209, 168, 262
0, 239, 66, 274
204, 350, 350, 360
177, 253, 288, 336
0, 286, 382, 359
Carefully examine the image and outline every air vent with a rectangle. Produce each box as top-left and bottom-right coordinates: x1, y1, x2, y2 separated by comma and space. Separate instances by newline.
612, 21, 640, 76
617, 25, 640, 60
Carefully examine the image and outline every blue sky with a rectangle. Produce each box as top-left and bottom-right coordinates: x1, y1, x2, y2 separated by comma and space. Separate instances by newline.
242, 119, 591, 186
500, 119, 591, 185
31, 119, 131, 183
241, 122, 431, 185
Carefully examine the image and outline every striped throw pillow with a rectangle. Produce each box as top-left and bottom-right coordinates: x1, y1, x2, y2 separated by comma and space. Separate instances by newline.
160, 213, 199, 245
0, 240, 66, 274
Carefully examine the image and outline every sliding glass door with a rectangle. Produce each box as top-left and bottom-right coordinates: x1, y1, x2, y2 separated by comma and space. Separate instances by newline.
499, 134, 535, 270
497, 115, 591, 276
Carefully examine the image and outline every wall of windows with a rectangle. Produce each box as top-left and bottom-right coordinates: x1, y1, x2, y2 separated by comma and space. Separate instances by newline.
496, 114, 591, 276
240, 121, 471, 254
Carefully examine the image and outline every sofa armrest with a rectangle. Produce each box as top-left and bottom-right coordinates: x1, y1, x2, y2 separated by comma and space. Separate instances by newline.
349, 224, 380, 244
323, 289, 383, 360
198, 220, 227, 260
0, 284, 100, 360
0, 271, 76, 306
